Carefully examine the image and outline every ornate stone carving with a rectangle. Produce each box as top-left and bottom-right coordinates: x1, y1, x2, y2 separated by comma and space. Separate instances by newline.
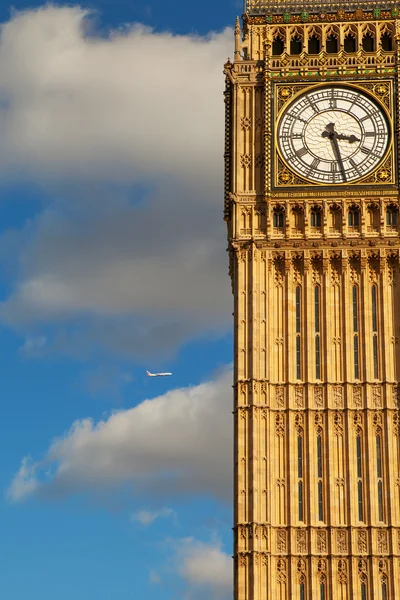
276, 414, 285, 436
318, 558, 327, 583
358, 530, 368, 554
337, 530, 347, 553
315, 412, 323, 434
276, 386, 285, 408
377, 530, 388, 554
277, 558, 287, 583
353, 411, 363, 434
372, 386, 382, 408
314, 385, 323, 408
274, 256, 285, 287
334, 413, 344, 436
333, 385, 344, 408
317, 530, 327, 553
353, 385, 363, 408
296, 529, 307, 553
277, 529, 287, 553
337, 559, 348, 584
294, 385, 304, 408
295, 413, 304, 430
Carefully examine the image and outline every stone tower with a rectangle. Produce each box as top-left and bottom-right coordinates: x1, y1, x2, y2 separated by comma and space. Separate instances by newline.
224, 1, 400, 598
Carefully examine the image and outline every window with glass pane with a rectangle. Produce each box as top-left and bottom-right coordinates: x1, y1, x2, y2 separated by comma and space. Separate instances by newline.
372, 286, 378, 332
354, 336, 359, 379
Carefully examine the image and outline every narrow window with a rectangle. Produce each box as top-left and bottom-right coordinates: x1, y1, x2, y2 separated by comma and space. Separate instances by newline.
344, 34, 356, 52
296, 287, 301, 333
372, 286, 378, 332
272, 36, 284, 56
361, 582, 367, 600
317, 436, 323, 478
373, 336, 378, 379
354, 336, 359, 379
298, 435, 303, 478
298, 433, 304, 521
300, 583, 305, 600
353, 286, 358, 332
363, 33, 375, 52
320, 582, 326, 600
378, 480, 384, 521
298, 481, 304, 520
318, 481, 324, 521
349, 209, 360, 227
357, 436, 362, 478
296, 337, 301, 379
296, 286, 301, 380
315, 336, 321, 380
387, 207, 397, 226
290, 35, 302, 55
358, 481, 364, 521
326, 34, 338, 53
308, 35, 320, 54
311, 210, 322, 227
381, 32, 393, 52
315, 287, 320, 333
382, 582, 387, 600
376, 435, 382, 478
273, 211, 284, 228
357, 434, 364, 521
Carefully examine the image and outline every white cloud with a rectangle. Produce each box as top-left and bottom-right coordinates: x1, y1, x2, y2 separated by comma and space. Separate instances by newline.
7, 457, 39, 502
131, 507, 173, 526
174, 538, 232, 600
8, 369, 232, 503
0, 7, 233, 355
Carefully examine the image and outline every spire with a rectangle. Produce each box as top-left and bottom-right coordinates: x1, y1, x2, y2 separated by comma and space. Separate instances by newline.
234, 16, 241, 60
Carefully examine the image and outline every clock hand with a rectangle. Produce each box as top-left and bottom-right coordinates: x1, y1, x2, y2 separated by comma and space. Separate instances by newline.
335, 133, 360, 144
321, 123, 347, 183
321, 124, 360, 144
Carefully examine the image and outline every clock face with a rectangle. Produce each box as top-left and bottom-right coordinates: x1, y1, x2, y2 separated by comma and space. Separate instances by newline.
277, 86, 390, 185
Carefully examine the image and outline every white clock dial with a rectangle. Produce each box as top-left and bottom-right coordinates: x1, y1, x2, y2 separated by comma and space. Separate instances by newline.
278, 86, 390, 185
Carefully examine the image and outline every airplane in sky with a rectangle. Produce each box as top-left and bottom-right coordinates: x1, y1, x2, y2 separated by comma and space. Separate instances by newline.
146, 370, 172, 377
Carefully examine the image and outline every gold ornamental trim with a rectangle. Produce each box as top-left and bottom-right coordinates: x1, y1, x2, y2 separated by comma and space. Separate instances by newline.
272, 80, 396, 189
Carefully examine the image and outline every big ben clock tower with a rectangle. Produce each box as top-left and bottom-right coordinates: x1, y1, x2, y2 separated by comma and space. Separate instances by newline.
224, 1, 400, 598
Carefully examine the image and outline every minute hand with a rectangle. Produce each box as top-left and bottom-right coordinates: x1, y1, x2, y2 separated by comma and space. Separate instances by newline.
330, 134, 347, 183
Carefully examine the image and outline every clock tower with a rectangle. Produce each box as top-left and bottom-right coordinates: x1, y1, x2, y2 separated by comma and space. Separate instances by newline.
225, 1, 400, 598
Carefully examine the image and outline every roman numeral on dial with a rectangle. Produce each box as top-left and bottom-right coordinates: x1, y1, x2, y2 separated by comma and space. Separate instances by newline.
296, 147, 308, 158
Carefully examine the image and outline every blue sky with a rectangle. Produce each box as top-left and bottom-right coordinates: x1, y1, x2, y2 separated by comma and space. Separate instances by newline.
0, 2, 238, 598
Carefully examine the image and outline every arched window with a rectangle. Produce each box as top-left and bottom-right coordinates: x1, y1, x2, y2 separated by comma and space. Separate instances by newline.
386, 205, 398, 227
273, 209, 284, 228
311, 208, 322, 228
348, 208, 360, 228
326, 35, 338, 53
272, 36, 284, 56
290, 35, 302, 55
381, 32, 393, 52
329, 204, 342, 232
362, 33, 375, 52
308, 35, 321, 54
344, 34, 356, 52
292, 205, 304, 231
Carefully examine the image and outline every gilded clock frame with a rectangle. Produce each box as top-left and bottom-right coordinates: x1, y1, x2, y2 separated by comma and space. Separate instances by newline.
272, 79, 396, 189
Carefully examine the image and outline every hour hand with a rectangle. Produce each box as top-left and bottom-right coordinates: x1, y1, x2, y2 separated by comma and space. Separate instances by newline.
336, 133, 360, 144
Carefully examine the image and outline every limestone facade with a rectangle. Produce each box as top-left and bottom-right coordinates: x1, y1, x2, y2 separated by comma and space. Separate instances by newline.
225, 2, 400, 598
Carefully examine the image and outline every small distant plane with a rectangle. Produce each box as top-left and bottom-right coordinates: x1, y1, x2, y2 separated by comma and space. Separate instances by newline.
146, 370, 172, 377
